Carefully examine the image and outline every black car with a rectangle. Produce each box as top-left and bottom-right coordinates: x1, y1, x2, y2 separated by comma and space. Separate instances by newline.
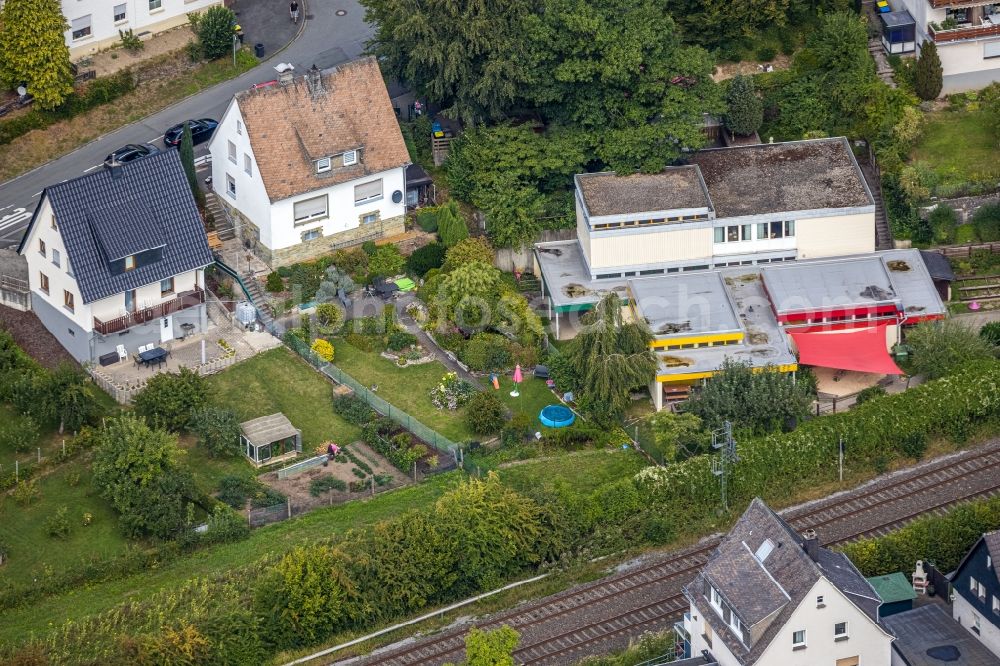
163, 118, 219, 147
103, 143, 159, 166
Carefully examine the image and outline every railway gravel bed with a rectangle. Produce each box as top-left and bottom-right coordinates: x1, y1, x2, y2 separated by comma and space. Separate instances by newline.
339, 439, 1000, 666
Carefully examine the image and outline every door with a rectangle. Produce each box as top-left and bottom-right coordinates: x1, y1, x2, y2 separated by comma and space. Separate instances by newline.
125, 289, 136, 313
160, 316, 173, 343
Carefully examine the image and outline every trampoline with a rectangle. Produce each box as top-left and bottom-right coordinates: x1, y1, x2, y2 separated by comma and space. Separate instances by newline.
539, 404, 575, 428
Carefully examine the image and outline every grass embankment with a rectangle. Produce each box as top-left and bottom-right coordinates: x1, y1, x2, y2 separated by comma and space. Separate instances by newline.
0, 49, 258, 181
909, 107, 1000, 198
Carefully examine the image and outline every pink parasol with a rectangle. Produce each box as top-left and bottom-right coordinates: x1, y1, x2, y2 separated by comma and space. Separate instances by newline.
510, 364, 523, 397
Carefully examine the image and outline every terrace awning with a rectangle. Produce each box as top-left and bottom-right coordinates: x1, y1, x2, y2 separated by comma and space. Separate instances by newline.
789, 325, 904, 375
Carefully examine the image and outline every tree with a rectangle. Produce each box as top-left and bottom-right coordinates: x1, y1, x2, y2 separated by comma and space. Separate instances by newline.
195, 5, 237, 60
92, 414, 195, 538
133, 367, 208, 431
315, 303, 345, 337
905, 320, 995, 379
436, 201, 469, 248
368, 245, 405, 279
928, 204, 957, 244
407, 242, 447, 276
724, 75, 763, 137
315, 266, 355, 304
646, 411, 707, 462
443, 237, 495, 272
684, 359, 812, 433
0, 0, 73, 110
972, 203, 1000, 242
360, 0, 537, 124
188, 406, 241, 457
179, 122, 201, 206
465, 391, 508, 435
46, 363, 96, 434
465, 626, 520, 666
476, 173, 546, 249
438, 261, 504, 330
566, 292, 657, 424
981, 322, 1000, 347
914, 40, 943, 101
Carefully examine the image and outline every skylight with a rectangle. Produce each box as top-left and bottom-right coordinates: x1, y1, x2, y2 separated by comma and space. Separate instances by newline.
755, 538, 775, 562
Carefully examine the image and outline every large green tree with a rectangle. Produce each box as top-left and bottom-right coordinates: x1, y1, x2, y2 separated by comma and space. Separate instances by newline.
724, 75, 764, 137
92, 414, 196, 538
47, 363, 96, 434
567, 292, 657, 424
133, 367, 208, 432
0, 0, 73, 110
914, 40, 943, 101
195, 5, 237, 60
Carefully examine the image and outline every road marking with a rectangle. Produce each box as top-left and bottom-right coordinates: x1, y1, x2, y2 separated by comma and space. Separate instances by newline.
83, 164, 102, 173
0, 208, 31, 232
150, 134, 164, 142
30, 191, 41, 197
0, 204, 12, 213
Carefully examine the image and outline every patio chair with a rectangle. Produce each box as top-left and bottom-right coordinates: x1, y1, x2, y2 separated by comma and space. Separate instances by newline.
116, 344, 128, 362
138, 344, 152, 354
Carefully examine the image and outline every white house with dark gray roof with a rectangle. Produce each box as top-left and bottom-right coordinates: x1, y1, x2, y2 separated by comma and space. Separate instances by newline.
17, 150, 213, 364
681, 498, 894, 666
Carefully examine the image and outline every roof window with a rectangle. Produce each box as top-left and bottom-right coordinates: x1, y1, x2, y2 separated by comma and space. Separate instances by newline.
754, 538, 775, 563
316, 157, 332, 174
342, 150, 357, 166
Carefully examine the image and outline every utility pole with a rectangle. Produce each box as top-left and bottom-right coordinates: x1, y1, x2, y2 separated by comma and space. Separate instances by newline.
839, 437, 845, 483
711, 421, 738, 513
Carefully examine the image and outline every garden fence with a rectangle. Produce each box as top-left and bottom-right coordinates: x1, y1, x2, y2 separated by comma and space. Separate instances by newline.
0, 440, 75, 491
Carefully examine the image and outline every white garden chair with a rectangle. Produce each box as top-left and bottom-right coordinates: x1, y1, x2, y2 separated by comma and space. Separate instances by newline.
116, 344, 128, 362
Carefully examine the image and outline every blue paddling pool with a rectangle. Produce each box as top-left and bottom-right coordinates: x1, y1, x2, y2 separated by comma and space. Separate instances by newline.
539, 404, 575, 428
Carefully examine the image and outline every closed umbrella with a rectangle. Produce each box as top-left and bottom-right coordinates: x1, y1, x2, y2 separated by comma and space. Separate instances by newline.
510, 364, 523, 397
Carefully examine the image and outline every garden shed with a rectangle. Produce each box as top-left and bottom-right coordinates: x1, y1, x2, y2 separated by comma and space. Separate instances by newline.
866, 572, 917, 618
240, 413, 302, 467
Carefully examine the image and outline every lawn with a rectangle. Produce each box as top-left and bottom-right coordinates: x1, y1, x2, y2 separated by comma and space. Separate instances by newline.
0, 472, 462, 647
498, 448, 648, 495
331, 339, 476, 442
0, 459, 130, 583
909, 108, 1000, 197
206, 348, 362, 451
178, 435, 254, 497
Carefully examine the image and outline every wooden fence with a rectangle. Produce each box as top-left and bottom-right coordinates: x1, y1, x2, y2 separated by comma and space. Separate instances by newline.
931, 242, 1000, 258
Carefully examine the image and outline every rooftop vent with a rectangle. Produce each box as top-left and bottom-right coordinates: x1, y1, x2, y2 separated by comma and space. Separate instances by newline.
802, 529, 820, 562
106, 158, 124, 180
306, 64, 324, 96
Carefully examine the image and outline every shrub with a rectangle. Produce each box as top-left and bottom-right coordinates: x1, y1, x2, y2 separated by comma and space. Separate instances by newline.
217, 475, 258, 508
351, 467, 367, 479
310, 476, 347, 496
118, 28, 144, 52
194, 5, 237, 60
443, 237, 495, 271
311, 339, 335, 362
928, 205, 957, 245
905, 320, 995, 379
133, 367, 208, 432
914, 40, 943, 101
899, 431, 928, 459
250, 486, 286, 509
332, 394, 376, 426
368, 245, 405, 279
407, 242, 446, 276
854, 385, 887, 406
461, 332, 514, 372
189, 406, 241, 457
981, 322, 1000, 346
416, 208, 439, 232
465, 391, 507, 435
45, 506, 71, 539
12, 479, 40, 506
315, 303, 345, 337
724, 75, 764, 137
755, 45, 777, 62
265, 272, 284, 293
0, 414, 39, 453
429, 372, 477, 410
437, 201, 469, 247
972, 203, 1000, 242
387, 330, 418, 351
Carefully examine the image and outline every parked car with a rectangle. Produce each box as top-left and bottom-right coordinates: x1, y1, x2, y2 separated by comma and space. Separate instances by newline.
103, 143, 159, 167
251, 80, 278, 90
163, 118, 218, 147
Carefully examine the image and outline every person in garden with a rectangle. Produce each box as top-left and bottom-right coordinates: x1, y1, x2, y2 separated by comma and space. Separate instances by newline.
327, 442, 340, 460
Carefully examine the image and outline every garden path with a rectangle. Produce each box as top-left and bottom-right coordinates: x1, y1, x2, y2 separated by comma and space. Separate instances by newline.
394, 292, 482, 388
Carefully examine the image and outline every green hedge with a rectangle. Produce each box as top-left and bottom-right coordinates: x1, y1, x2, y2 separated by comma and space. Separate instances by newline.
843, 496, 1000, 577
0, 70, 136, 145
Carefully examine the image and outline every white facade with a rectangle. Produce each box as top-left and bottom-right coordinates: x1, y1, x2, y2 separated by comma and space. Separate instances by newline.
210, 97, 408, 262
687, 578, 893, 666
953, 592, 1000, 657
61, 0, 220, 57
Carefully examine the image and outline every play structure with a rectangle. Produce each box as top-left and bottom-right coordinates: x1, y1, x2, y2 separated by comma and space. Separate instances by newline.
539, 404, 575, 428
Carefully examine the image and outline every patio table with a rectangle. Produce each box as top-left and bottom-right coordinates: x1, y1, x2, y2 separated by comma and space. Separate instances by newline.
138, 347, 168, 369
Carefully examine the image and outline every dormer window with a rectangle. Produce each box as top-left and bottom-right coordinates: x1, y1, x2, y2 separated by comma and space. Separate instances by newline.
755, 538, 775, 563
342, 150, 357, 166
316, 157, 332, 174
124, 255, 136, 272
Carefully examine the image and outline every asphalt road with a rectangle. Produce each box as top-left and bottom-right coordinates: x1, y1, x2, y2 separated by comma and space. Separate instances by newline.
0, 0, 372, 249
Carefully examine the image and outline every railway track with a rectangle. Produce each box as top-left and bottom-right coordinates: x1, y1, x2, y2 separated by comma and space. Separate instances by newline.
341, 440, 1000, 666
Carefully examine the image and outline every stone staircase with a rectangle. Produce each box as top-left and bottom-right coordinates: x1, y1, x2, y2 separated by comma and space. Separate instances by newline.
205, 191, 236, 241
868, 38, 897, 87
241, 273, 276, 331
860, 160, 895, 251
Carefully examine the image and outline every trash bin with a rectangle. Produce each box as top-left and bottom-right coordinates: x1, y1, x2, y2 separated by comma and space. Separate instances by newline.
255, 43, 265, 58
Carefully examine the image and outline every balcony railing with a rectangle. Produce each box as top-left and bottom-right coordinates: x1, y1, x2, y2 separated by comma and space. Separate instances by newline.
930, 0, 995, 8
929, 19, 1000, 41
93, 286, 204, 336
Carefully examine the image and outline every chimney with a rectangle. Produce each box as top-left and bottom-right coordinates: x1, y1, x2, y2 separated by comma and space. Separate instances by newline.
306, 64, 324, 96
802, 529, 820, 562
275, 62, 295, 86
106, 158, 124, 180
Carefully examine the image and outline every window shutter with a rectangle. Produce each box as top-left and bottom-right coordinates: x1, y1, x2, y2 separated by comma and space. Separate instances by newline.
72, 16, 91, 31
985, 40, 1000, 59
294, 196, 327, 221
354, 179, 382, 201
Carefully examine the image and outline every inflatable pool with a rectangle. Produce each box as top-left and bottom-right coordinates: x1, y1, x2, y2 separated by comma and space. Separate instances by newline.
539, 404, 575, 428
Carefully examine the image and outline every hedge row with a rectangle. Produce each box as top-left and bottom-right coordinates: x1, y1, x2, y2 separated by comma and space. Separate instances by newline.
843, 496, 1000, 578
0, 70, 136, 145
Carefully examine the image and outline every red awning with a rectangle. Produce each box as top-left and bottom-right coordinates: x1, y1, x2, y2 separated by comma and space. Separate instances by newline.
788, 325, 904, 375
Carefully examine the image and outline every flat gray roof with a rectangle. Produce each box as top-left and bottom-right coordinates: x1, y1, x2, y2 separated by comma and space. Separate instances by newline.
883, 249, 948, 317
628, 272, 740, 338
688, 137, 873, 218
240, 413, 298, 448
884, 605, 1000, 666
535, 241, 629, 310
576, 166, 711, 218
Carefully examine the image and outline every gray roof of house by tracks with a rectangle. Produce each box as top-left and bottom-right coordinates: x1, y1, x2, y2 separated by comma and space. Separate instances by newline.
884, 605, 1000, 666
687, 137, 873, 218
18, 150, 213, 305
629, 271, 740, 338
240, 413, 299, 448
576, 166, 713, 217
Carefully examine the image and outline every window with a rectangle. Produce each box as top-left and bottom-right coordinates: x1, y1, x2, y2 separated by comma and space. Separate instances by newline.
754, 539, 775, 562
714, 227, 725, 243
51, 215, 57, 230
149, 0, 162, 10
710, 586, 723, 609
979, 581, 987, 600
71, 15, 92, 40
361, 212, 378, 225
52, 248, 60, 268
971, 577, 978, 592
988, 555, 993, 568
834, 622, 848, 639
946, 7, 970, 23
974, 613, 982, 634
785, 220, 796, 237
226, 174, 236, 198
160, 277, 174, 296
302, 228, 321, 242
63, 290, 74, 313
293, 194, 328, 224
354, 179, 383, 204
987, 40, 1000, 59
39, 272, 49, 294
66, 258, 73, 277
124, 255, 136, 272
992, 596, 999, 614
113, 3, 126, 21
39, 239, 46, 257
236, 119, 242, 135
244, 154, 252, 176
316, 157, 332, 173
836, 658, 860, 666
342, 150, 357, 166
639, 268, 664, 276
792, 630, 806, 647
596, 273, 622, 279
228, 140, 237, 164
